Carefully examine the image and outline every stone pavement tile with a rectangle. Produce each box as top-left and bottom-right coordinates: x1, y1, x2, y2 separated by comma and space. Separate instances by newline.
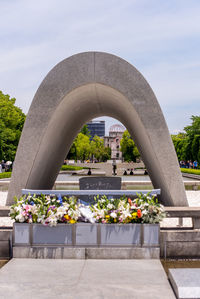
0, 258, 85, 284
77, 259, 175, 299
0, 259, 175, 299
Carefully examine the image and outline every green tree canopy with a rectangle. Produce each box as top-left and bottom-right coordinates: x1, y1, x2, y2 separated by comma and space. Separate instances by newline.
91, 135, 111, 162
0, 91, 26, 161
80, 124, 91, 138
120, 130, 140, 162
74, 133, 91, 162
172, 116, 200, 165
171, 133, 188, 161
184, 116, 200, 161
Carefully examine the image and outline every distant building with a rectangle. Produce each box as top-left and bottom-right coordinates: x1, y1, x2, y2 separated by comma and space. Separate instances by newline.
86, 120, 105, 139
104, 124, 125, 160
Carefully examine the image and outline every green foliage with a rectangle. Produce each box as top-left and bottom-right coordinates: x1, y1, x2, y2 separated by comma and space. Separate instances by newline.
67, 127, 111, 162
120, 130, 140, 162
74, 133, 91, 162
180, 168, 200, 175
172, 116, 200, 163
171, 133, 188, 161
0, 91, 26, 161
80, 124, 91, 138
184, 116, 200, 161
103, 146, 111, 162
61, 165, 88, 171
91, 135, 111, 162
191, 135, 200, 161
66, 142, 76, 160
0, 172, 12, 179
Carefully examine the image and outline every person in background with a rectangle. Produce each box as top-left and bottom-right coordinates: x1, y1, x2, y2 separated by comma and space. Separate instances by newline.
193, 160, 198, 169
1, 160, 5, 172
112, 159, 117, 176
130, 169, 134, 175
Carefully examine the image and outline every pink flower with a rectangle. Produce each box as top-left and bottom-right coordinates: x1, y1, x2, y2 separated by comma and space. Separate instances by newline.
24, 205, 30, 212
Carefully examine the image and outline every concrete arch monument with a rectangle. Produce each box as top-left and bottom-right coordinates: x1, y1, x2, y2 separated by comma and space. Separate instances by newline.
7, 52, 188, 206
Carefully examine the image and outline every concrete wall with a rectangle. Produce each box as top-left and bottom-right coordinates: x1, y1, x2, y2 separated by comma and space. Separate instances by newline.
7, 52, 187, 206
0, 230, 12, 259
160, 229, 200, 258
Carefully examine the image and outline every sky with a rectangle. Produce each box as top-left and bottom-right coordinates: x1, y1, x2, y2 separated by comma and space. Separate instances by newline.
0, 0, 200, 135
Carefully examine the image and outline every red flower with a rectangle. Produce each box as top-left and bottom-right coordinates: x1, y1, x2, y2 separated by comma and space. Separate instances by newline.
137, 209, 142, 218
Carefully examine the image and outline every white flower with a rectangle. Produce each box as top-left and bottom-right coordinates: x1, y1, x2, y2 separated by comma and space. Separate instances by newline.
30, 205, 38, 214
107, 203, 114, 210
98, 210, 105, 218
14, 206, 22, 212
48, 214, 58, 226
121, 210, 131, 220
110, 212, 117, 218
16, 214, 25, 222
63, 202, 70, 209
56, 206, 66, 218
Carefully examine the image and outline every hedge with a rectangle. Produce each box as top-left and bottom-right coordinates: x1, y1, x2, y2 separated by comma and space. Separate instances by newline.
61, 165, 88, 171
181, 168, 200, 175
0, 172, 12, 179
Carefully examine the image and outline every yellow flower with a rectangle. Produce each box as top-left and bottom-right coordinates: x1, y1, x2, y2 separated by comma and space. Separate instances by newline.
105, 215, 110, 219
69, 219, 76, 224
64, 215, 70, 220
114, 218, 117, 223
132, 212, 137, 219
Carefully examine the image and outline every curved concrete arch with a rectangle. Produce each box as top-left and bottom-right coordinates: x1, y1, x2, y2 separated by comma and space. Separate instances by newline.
7, 52, 188, 206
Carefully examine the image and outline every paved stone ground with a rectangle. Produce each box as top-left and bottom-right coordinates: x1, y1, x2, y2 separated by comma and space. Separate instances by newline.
1, 191, 200, 227
0, 259, 175, 299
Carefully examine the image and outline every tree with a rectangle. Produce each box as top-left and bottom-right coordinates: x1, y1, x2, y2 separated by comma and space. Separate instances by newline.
66, 125, 91, 161
120, 130, 140, 162
171, 133, 188, 161
184, 116, 200, 162
171, 116, 200, 164
80, 124, 91, 138
66, 142, 76, 160
74, 133, 91, 162
191, 135, 200, 161
0, 91, 26, 161
91, 135, 111, 162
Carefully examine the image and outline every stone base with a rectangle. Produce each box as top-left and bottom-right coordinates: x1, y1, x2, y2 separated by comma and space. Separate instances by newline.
86, 247, 160, 259
13, 246, 160, 259
13, 246, 85, 259
169, 268, 200, 298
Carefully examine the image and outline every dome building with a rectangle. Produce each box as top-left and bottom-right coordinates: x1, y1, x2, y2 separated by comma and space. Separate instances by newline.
104, 124, 125, 160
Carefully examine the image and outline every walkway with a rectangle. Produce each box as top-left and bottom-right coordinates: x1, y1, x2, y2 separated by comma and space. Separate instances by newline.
0, 259, 175, 299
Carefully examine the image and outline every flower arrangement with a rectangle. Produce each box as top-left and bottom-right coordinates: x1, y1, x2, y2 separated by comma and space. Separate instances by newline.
91, 193, 165, 224
10, 192, 166, 226
10, 194, 80, 226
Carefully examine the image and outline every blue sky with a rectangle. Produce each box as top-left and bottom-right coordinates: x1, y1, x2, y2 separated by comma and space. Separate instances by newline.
0, 0, 200, 134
